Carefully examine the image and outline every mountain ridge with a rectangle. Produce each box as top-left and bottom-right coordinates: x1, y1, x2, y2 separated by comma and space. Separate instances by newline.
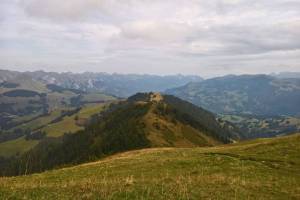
166, 74, 300, 116
0, 92, 236, 176
0, 69, 203, 97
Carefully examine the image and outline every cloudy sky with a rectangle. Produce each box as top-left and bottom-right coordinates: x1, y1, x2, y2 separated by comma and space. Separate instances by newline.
0, 0, 300, 77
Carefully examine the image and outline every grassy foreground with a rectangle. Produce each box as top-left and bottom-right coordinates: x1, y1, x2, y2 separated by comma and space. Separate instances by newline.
0, 134, 299, 200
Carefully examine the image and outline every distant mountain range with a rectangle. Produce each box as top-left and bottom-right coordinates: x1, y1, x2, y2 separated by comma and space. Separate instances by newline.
166, 74, 300, 116
0, 70, 203, 97
1, 70, 300, 140
0, 69, 202, 132
271, 72, 300, 79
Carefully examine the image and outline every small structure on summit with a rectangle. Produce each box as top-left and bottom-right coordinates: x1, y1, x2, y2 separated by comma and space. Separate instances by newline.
150, 92, 163, 103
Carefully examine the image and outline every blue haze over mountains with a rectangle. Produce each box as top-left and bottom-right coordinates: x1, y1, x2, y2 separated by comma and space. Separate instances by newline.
1, 69, 300, 117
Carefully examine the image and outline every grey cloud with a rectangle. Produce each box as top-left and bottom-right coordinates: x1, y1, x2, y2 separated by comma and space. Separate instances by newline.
20, 0, 105, 21
0, 0, 299, 76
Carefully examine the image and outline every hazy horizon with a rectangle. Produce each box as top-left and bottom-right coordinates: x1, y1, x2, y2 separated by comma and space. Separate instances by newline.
1, 0, 300, 77
2, 68, 300, 79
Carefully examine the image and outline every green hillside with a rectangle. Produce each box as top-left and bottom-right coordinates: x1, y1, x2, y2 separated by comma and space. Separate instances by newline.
0, 133, 299, 199
0, 93, 236, 176
0, 136, 39, 157
0, 78, 116, 158
0, 103, 109, 157
42, 103, 107, 137
0, 75, 115, 131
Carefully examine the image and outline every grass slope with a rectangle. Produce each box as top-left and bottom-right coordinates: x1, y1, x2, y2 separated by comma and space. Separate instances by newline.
12, 109, 63, 131
0, 136, 39, 157
43, 103, 106, 137
0, 134, 299, 199
142, 102, 220, 147
0, 103, 108, 157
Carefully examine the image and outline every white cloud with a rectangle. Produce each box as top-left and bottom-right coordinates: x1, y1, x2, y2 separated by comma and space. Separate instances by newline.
0, 0, 299, 76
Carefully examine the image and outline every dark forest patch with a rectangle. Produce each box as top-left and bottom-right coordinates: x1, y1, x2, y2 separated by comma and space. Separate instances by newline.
2, 90, 40, 97
0, 82, 19, 88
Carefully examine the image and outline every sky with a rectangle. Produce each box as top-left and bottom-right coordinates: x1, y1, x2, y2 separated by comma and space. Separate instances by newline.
0, 0, 300, 78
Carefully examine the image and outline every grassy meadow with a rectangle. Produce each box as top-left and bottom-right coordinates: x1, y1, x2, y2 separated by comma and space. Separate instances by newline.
0, 136, 39, 157
0, 133, 299, 199
42, 103, 106, 137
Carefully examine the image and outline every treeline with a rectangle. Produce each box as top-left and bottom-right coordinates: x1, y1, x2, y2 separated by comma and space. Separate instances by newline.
0, 81, 20, 88
25, 130, 46, 140
46, 84, 84, 94
0, 129, 47, 143
0, 129, 30, 143
0, 93, 48, 130
50, 108, 81, 124
0, 107, 79, 143
163, 95, 239, 142
0, 102, 151, 176
2, 89, 41, 97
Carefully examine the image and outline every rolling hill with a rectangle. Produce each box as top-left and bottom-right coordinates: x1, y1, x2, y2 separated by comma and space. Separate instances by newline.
166, 74, 300, 116
0, 102, 109, 158
0, 133, 299, 199
0, 74, 115, 131
219, 114, 300, 139
0, 92, 237, 176
0, 75, 116, 158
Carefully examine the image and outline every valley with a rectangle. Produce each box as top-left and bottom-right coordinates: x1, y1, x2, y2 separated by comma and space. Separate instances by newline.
219, 114, 300, 139
166, 74, 300, 116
